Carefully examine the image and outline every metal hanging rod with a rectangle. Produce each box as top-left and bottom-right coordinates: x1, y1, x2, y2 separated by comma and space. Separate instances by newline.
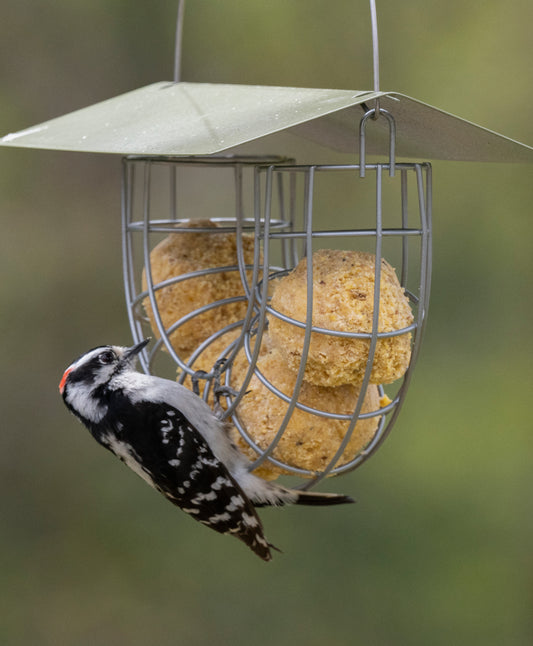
369, 0, 381, 117
173, 0, 382, 115
173, 0, 186, 82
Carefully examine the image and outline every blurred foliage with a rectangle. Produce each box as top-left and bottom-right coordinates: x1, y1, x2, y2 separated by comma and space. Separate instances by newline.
0, 1, 532, 645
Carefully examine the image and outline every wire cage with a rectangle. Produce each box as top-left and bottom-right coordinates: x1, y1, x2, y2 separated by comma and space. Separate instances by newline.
122, 109, 432, 486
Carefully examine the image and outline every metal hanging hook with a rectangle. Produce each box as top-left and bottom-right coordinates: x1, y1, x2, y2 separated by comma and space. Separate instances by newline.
174, 0, 186, 83
359, 108, 396, 177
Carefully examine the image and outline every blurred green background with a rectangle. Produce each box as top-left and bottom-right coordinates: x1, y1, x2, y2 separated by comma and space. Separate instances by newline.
1, 1, 532, 644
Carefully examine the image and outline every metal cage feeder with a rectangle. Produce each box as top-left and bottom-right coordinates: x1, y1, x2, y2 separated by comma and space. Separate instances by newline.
121, 106, 432, 484
1, 1, 531, 489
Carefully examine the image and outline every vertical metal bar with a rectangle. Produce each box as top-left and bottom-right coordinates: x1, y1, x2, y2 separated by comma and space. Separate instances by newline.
425, 164, 433, 309
289, 170, 298, 267
173, 0, 186, 82
369, 0, 381, 117
359, 116, 367, 178
387, 112, 396, 177
122, 159, 152, 375
141, 161, 183, 372
301, 170, 311, 259
138, 162, 156, 374
276, 170, 290, 270
416, 163, 432, 346
169, 164, 177, 220
234, 164, 251, 297
400, 168, 409, 287
121, 159, 139, 341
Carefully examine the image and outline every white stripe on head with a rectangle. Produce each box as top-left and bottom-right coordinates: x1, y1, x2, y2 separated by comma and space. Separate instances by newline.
65, 380, 108, 423
67, 347, 111, 373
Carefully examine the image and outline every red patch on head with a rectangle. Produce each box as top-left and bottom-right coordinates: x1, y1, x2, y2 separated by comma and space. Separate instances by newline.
59, 367, 73, 394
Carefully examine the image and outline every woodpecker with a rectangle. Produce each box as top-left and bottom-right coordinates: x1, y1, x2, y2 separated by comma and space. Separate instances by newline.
59, 339, 354, 561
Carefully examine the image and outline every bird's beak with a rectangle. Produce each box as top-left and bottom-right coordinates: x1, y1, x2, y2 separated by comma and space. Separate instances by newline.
122, 338, 150, 362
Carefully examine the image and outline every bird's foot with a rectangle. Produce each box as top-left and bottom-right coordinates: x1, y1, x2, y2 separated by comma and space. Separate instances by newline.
212, 358, 239, 419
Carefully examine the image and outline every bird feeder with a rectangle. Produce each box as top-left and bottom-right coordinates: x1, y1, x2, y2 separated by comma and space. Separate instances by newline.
2, 2, 531, 488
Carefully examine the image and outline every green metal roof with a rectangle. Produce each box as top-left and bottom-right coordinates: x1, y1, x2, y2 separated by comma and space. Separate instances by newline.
1, 82, 531, 162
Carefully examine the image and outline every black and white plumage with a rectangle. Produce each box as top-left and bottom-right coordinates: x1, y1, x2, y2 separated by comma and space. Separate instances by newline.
59, 339, 353, 561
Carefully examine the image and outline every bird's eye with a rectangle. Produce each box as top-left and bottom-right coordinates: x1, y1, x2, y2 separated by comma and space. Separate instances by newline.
98, 350, 116, 365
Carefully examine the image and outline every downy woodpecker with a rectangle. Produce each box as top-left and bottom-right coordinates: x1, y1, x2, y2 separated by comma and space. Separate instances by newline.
59, 339, 353, 561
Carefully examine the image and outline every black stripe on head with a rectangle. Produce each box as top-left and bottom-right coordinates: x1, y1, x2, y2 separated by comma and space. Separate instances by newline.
61, 347, 120, 399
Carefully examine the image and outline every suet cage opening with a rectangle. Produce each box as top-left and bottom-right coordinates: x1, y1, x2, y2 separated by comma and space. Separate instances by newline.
122, 110, 432, 487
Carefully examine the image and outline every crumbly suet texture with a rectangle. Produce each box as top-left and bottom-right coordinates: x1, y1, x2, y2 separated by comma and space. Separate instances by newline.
142, 220, 256, 358
269, 249, 413, 387
181, 331, 381, 479
231, 338, 381, 477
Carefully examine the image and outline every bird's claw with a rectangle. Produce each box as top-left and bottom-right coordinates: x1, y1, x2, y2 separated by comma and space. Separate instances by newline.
211, 358, 239, 419
192, 358, 239, 418
191, 369, 209, 397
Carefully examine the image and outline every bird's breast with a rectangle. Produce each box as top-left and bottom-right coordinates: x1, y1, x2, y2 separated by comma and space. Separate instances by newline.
101, 432, 158, 490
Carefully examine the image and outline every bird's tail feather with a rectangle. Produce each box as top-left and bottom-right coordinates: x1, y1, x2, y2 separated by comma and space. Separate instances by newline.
253, 487, 354, 507
293, 490, 355, 506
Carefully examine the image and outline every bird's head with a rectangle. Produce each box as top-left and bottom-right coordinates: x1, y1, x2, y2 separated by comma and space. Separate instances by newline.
59, 339, 150, 423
